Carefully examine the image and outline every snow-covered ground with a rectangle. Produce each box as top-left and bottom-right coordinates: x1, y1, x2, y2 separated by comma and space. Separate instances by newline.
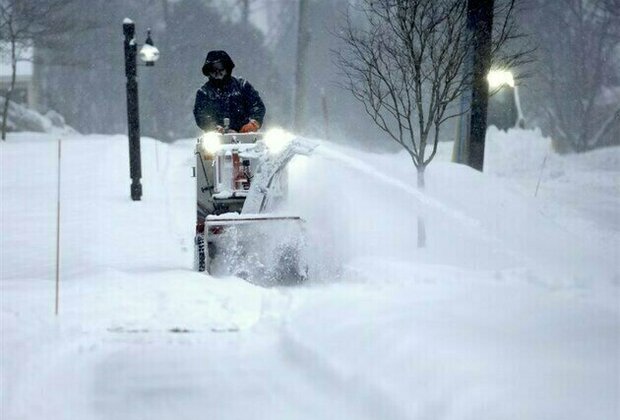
1, 128, 618, 419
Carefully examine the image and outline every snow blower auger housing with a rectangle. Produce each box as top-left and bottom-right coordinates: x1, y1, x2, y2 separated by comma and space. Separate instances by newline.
194, 128, 316, 284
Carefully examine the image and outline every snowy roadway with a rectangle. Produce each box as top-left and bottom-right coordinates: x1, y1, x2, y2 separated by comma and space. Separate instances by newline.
1, 131, 618, 419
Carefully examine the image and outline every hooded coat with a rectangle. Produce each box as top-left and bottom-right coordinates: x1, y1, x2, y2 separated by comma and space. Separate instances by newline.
193, 50, 266, 132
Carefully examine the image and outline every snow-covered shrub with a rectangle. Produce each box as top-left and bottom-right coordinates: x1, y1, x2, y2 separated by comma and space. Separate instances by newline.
2, 97, 76, 135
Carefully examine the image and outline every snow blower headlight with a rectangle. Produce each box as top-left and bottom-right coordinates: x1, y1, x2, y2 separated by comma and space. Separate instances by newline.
264, 128, 294, 154
200, 132, 222, 156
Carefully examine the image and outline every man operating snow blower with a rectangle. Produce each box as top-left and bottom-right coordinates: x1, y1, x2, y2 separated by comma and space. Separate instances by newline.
193, 50, 265, 134
192, 50, 316, 284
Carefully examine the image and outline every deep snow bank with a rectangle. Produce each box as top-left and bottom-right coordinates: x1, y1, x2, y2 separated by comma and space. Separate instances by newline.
1, 129, 618, 420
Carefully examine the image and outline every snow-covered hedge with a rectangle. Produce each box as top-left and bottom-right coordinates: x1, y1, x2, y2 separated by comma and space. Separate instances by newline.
1, 97, 77, 135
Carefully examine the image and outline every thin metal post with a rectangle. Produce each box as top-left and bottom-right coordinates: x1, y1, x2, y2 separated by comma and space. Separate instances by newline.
321, 88, 329, 140
55, 138, 62, 315
534, 155, 548, 197
123, 20, 142, 200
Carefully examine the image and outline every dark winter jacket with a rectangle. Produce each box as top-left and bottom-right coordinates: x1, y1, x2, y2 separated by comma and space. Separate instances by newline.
193, 76, 266, 132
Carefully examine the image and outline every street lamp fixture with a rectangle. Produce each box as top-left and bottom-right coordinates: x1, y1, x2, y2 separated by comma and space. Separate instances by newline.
487, 68, 525, 130
487, 69, 515, 89
139, 29, 160, 66
123, 18, 158, 201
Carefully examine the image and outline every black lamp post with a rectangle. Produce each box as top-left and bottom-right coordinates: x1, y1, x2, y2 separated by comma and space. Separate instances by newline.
123, 19, 159, 201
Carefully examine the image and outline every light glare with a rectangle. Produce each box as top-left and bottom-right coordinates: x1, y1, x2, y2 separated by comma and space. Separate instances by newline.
264, 128, 294, 154
487, 70, 515, 89
201, 132, 222, 155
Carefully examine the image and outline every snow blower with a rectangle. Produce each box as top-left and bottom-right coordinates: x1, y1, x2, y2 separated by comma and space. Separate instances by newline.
193, 124, 316, 284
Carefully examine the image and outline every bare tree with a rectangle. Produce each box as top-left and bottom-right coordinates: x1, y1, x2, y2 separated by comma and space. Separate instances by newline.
337, 1, 464, 189
0, 0, 78, 140
527, 0, 620, 152
216, 0, 259, 25
336, 0, 526, 185
239, 0, 251, 25
335, 0, 527, 246
603, 0, 620, 16
262, 0, 298, 49
294, 0, 311, 132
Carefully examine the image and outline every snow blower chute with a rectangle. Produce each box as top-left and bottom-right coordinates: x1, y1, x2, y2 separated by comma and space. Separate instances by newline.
194, 126, 316, 284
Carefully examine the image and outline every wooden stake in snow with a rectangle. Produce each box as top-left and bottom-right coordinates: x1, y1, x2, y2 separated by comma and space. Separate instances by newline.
321, 89, 329, 140
55, 138, 62, 315
534, 154, 548, 197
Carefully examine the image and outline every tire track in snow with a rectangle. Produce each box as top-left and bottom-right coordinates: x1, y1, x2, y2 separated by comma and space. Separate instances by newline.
152, 139, 194, 262
4, 330, 108, 420
279, 320, 411, 420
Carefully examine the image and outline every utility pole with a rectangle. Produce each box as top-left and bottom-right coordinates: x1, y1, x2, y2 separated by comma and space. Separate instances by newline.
453, 0, 494, 171
294, 0, 311, 133
123, 19, 142, 200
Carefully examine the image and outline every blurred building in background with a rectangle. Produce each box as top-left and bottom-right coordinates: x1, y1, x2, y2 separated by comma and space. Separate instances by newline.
0, 43, 37, 108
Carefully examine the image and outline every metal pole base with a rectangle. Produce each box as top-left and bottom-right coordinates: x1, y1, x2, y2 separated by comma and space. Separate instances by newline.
131, 181, 142, 201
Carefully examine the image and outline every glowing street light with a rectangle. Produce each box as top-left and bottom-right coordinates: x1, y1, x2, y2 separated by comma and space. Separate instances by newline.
139, 29, 160, 66
487, 69, 525, 131
487, 69, 515, 89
